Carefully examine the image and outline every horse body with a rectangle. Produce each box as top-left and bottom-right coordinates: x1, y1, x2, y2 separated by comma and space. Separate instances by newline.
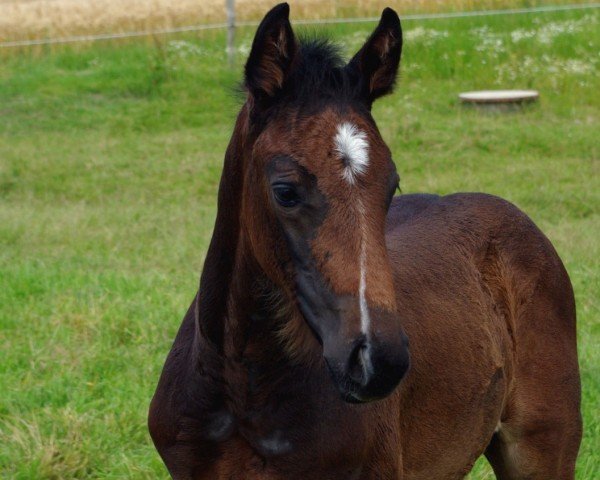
389, 193, 581, 479
149, 4, 581, 479
151, 194, 580, 479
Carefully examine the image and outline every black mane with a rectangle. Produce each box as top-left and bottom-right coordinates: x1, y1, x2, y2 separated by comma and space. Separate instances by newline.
287, 38, 357, 103
249, 37, 367, 118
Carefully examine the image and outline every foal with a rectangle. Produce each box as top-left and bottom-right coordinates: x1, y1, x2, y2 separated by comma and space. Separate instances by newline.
149, 4, 581, 479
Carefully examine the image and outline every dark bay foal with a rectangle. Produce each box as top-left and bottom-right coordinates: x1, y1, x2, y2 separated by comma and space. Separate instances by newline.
149, 4, 582, 479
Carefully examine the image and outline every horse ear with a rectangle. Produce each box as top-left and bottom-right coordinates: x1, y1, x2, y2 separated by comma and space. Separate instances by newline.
244, 3, 297, 101
346, 8, 402, 106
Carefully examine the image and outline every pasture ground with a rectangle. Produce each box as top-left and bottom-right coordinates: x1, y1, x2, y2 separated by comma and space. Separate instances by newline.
0, 6, 598, 479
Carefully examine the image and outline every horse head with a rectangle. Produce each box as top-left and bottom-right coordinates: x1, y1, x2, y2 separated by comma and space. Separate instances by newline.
201, 3, 409, 403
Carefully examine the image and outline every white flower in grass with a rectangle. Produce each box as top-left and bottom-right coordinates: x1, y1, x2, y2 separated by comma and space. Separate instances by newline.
510, 29, 536, 43
405, 27, 448, 46
167, 40, 203, 59
237, 41, 251, 57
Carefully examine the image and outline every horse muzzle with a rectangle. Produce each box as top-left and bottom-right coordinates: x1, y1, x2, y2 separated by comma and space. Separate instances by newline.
323, 328, 410, 404
295, 274, 409, 403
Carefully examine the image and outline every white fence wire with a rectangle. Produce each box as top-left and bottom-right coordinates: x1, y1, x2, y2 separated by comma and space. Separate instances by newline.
0, 2, 598, 49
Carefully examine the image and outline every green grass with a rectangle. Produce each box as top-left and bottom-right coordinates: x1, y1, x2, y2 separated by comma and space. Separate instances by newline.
1, 8, 598, 479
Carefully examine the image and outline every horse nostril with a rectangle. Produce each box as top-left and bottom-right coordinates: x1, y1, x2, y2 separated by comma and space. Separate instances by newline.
347, 340, 372, 385
347, 342, 362, 382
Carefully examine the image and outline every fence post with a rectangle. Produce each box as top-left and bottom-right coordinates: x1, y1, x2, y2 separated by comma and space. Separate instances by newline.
226, 0, 235, 66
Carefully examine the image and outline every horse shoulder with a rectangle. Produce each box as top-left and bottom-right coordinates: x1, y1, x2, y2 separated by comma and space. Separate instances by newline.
149, 297, 233, 479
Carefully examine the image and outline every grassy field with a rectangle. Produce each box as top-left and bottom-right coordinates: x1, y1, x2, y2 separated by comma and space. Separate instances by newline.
0, 5, 598, 479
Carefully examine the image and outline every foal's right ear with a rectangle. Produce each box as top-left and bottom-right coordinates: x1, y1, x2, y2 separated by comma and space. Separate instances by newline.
244, 3, 297, 101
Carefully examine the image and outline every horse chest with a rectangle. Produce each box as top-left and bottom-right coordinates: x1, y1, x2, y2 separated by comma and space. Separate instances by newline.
191, 369, 376, 479
202, 430, 369, 480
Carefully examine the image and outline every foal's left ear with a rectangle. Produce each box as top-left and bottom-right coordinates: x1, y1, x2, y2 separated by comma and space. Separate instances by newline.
245, 3, 298, 102
346, 8, 402, 106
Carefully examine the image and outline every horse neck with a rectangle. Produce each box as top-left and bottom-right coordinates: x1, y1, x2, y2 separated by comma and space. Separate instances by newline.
194, 236, 303, 414
193, 104, 250, 354
223, 239, 293, 365
193, 104, 300, 374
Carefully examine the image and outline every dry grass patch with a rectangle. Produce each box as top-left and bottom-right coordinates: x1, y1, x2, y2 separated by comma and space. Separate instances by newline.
0, 0, 579, 43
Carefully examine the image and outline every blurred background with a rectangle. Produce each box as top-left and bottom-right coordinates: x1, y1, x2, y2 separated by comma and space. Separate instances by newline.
0, 1, 586, 44
0, 1, 598, 478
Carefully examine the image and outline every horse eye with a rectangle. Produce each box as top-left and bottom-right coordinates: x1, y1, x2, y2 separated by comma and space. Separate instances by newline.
273, 184, 300, 208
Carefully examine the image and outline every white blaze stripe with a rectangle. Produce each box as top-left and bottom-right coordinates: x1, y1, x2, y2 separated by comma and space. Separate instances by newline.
358, 224, 370, 334
333, 122, 371, 334
356, 194, 371, 337
334, 122, 369, 184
